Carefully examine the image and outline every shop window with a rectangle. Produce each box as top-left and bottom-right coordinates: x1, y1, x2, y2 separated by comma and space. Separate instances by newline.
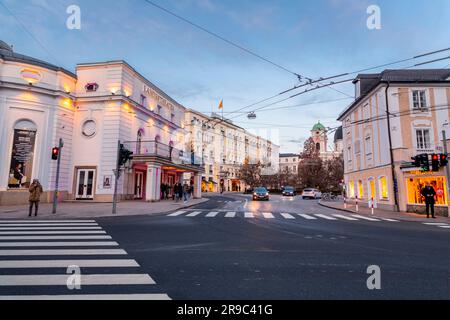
407, 176, 447, 205
379, 176, 389, 200
8, 120, 37, 189
358, 180, 364, 199
348, 181, 355, 198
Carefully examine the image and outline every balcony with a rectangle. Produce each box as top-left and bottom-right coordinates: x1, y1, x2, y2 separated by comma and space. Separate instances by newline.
123, 140, 203, 166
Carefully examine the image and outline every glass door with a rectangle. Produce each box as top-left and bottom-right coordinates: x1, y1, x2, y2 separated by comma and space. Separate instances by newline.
76, 169, 96, 200
134, 172, 144, 199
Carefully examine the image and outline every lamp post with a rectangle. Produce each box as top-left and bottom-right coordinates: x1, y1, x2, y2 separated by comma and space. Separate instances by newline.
442, 124, 450, 217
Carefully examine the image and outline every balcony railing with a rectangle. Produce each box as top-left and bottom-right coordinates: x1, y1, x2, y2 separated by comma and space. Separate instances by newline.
123, 140, 203, 166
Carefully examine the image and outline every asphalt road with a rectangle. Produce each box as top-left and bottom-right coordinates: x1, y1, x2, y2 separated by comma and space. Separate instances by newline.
1, 193, 449, 300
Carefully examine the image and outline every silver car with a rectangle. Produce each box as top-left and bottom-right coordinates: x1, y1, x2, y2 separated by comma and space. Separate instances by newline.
302, 188, 322, 199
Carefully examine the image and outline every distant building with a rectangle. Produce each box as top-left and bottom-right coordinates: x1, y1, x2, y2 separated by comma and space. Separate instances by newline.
279, 153, 300, 174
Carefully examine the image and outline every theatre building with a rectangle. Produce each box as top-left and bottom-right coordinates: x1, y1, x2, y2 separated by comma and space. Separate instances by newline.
0, 40, 202, 205
338, 69, 450, 216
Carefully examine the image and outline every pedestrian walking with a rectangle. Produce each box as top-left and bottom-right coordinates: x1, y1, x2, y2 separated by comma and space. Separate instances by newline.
161, 183, 166, 200
28, 179, 43, 217
183, 182, 189, 203
177, 183, 183, 202
190, 184, 194, 198
421, 182, 437, 219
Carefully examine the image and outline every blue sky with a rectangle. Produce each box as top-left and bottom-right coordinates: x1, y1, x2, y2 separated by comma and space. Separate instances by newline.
1, 0, 449, 152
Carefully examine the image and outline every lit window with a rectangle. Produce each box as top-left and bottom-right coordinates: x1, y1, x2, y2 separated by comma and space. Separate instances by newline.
348, 181, 355, 198
407, 176, 447, 205
358, 180, 364, 199
379, 176, 389, 200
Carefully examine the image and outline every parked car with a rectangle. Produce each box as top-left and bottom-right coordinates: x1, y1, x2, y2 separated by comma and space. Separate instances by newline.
302, 188, 322, 199
253, 187, 270, 201
282, 186, 296, 197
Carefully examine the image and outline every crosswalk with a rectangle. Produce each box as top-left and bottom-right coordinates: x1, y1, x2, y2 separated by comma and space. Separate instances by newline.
167, 210, 400, 223
0, 219, 170, 300
422, 222, 450, 230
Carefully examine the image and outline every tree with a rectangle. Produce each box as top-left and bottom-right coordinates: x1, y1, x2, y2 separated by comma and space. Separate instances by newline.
238, 158, 262, 188
298, 137, 325, 190
323, 154, 344, 193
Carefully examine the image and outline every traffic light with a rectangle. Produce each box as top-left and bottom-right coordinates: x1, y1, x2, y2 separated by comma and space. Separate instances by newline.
419, 154, 430, 172
411, 155, 421, 167
431, 154, 440, 172
118, 144, 134, 166
440, 153, 448, 167
51, 147, 59, 160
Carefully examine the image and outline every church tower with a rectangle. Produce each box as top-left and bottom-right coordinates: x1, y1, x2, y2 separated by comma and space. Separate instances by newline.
311, 121, 327, 153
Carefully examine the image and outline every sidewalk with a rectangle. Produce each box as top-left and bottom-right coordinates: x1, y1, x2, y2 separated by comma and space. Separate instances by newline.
0, 198, 209, 220
319, 200, 449, 223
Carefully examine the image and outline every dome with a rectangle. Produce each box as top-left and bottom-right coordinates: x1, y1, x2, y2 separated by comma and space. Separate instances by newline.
0, 40, 13, 52
334, 126, 343, 142
312, 121, 326, 131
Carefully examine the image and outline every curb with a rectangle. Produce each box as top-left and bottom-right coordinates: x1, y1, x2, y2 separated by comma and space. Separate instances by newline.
318, 200, 357, 214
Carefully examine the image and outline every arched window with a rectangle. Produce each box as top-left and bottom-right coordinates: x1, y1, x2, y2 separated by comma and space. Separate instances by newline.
136, 129, 143, 154
316, 143, 321, 151
8, 120, 37, 189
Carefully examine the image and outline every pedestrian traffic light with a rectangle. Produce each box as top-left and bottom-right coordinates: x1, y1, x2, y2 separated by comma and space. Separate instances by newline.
419, 154, 430, 172
118, 144, 134, 166
411, 155, 421, 167
51, 147, 59, 160
431, 154, 440, 172
440, 153, 448, 167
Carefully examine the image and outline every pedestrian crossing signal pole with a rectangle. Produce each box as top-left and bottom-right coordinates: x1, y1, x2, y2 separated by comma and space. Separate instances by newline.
112, 140, 121, 215
442, 130, 450, 217
52, 138, 64, 214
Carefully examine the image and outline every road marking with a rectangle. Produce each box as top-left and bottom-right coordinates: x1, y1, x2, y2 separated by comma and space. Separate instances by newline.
0, 223, 98, 227
351, 215, 380, 221
332, 214, 358, 221
0, 235, 112, 240
0, 231, 107, 235
438, 225, 450, 229
0, 249, 127, 256
314, 214, 337, 220
0, 220, 96, 223
380, 218, 399, 222
186, 211, 202, 217
167, 211, 186, 217
262, 212, 275, 219
0, 241, 118, 247
206, 212, 219, 218
243, 199, 248, 209
281, 213, 295, 220
0, 227, 103, 230
225, 212, 236, 218
0, 259, 139, 268
423, 222, 448, 226
0, 294, 171, 300
297, 214, 317, 220
244, 212, 254, 218
0, 274, 155, 286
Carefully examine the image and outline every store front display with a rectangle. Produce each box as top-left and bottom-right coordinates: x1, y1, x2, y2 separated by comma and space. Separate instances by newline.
406, 176, 447, 205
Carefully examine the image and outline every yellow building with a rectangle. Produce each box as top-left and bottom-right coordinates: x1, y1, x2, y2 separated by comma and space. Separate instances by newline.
338, 69, 450, 216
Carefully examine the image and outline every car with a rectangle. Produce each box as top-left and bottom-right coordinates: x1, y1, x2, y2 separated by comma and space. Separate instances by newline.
302, 188, 322, 199
253, 187, 270, 201
282, 186, 296, 197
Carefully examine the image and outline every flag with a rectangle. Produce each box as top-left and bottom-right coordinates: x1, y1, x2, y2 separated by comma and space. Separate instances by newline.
218, 100, 223, 110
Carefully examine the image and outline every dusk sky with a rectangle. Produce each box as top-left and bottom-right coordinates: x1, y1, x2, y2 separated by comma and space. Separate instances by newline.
1, 0, 449, 152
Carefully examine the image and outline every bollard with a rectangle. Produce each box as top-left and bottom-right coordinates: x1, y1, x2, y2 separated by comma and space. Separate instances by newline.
355, 197, 359, 212
371, 197, 374, 215
344, 197, 347, 209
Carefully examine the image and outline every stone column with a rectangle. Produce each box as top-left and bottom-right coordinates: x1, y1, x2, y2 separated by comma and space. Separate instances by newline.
193, 172, 202, 199
145, 164, 162, 202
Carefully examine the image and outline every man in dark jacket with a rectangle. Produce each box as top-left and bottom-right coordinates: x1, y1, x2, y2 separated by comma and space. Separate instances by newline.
29, 179, 43, 217
421, 183, 437, 219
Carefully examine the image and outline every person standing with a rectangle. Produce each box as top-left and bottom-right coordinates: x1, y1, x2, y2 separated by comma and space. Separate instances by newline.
421, 183, 437, 219
178, 183, 184, 203
183, 182, 189, 203
28, 179, 43, 217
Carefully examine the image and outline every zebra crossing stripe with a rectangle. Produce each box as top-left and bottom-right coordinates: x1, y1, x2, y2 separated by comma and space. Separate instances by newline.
0, 259, 139, 268
297, 214, 317, 220
0, 249, 127, 256
206, 212, 219, 218
0, 241, 119, 247
351, 215, 380, 221
244, 212, 254, 218
186, 211, 202, 217
314, 214, 337, 220
0, 227, 102, 230
225, 212, 236, 218
438, 225, 450, 229
0, 274, 155, 286
380, 218, 399, 222
0, 220, 96, 223
0, 231, 107, 235
0, 294, 171, 300
281, 213, 295, 220
262, 212, 275, 219
423, 222, 447, 226
167, 211, 186, 217
0, 223, 98, 227
332, 214, 358, 221
0, 235, 112, 240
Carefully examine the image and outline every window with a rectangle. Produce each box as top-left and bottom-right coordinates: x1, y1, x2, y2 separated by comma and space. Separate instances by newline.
412, 90, 427, 110
347, 146, 352, 163
365, 136, 372, 155
358, 180, 364, 199
316, 143, 320, 151
416, 129, 431, 150
348, 181, 355, 198
293, 166, 297, 172
140, 95, 146, 107
379, 176, 389, 200
157, 105, 162, 115
407, 176, 447, 205
354, 140, 361, 154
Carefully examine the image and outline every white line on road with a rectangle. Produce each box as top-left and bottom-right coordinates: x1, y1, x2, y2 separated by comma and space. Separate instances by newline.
0, 241, 118, 247
0, 227, 103, 231
0, 220, 96, 223
380, 218, 399, 222
205, 212, 219, 218
297, 214, 317, 220
0, 274, 155, 286
280, 213, 296, 220
0, 235, 112, 240
314, 214, 337, 220
0, 294, 171, 300
0, 249, 127, 256
186, 211, 202, 217
167, 211, 186, 217
351, 215, 380, 222
225, 212, 236, 218
0, 231, 106, 235
0, 223, 98, 227
244, 212, 254, 218
423, 223, 448, 226
0, 259, 139, 268
438, 225, 450, 229
332, 214, 358, 221
262, 212, 275, 219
